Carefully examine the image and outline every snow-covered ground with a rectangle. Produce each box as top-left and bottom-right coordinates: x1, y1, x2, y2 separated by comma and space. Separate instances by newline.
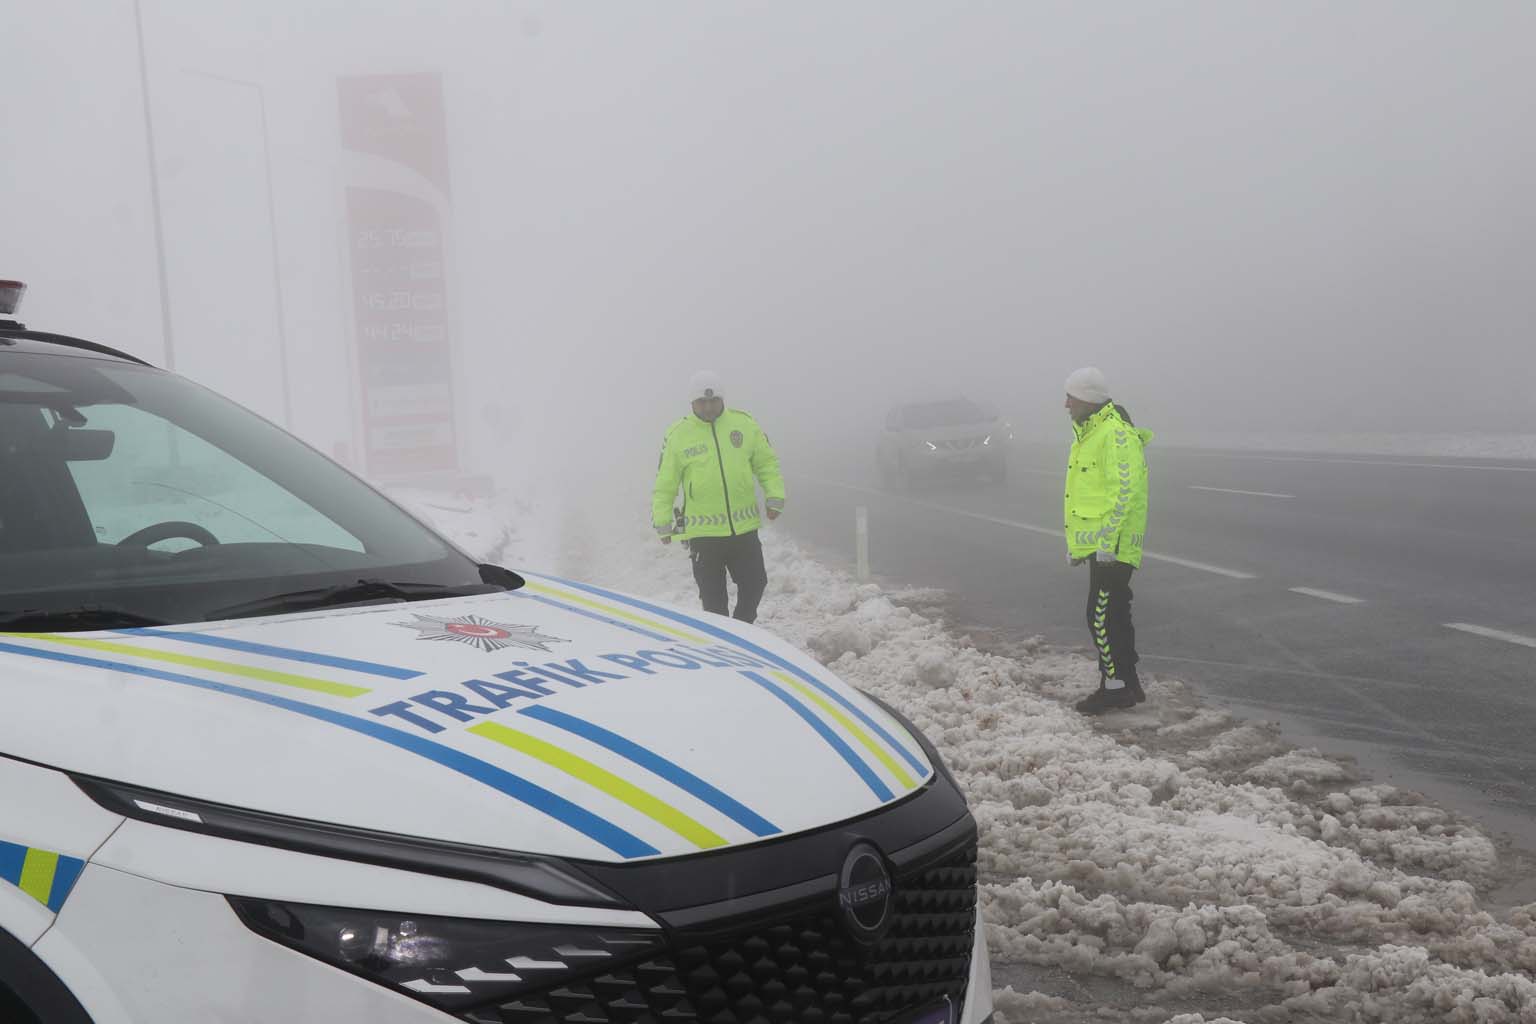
404, 488, 1536, 1024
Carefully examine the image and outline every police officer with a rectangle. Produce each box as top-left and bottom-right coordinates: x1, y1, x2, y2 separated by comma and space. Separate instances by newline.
1063, 367, 1152, 713
653, 371, 786, 623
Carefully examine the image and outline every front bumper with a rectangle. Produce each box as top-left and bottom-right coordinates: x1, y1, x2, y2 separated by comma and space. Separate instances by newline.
493, 830, 981, 1023
39, 860, 992, 1024
35, 766, 991, 1022
913, 444, 1004, 469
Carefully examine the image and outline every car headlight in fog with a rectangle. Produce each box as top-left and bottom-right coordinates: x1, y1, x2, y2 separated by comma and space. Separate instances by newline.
925, 441, 938, 451
228, 898, 663, 1014
982, 436, 991, 446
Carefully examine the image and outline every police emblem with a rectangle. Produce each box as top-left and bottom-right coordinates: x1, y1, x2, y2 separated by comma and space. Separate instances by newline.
730, 430, 744, 448
392, 613, 566, 653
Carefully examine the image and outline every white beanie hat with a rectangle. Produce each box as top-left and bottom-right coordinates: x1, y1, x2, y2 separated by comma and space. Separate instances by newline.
689, 370, 724, 402
1064, 366, 1111, 404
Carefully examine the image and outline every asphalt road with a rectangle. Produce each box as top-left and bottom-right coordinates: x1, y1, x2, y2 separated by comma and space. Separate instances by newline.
780, 440, 1536, 841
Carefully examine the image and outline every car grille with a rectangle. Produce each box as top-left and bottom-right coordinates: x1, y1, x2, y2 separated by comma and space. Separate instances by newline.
467, 840, 977, 1024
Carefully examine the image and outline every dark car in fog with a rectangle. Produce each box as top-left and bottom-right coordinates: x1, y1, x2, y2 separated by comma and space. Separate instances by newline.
877, 398, 1011, 487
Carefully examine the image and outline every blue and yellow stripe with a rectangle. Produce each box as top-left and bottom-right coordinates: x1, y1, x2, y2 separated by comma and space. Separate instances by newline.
517, 705, 780, 838
0, 840, 85, 912
522, 580, 713, 646
742, 671, 894, 801
534, 575, 931, 789
0, 640, 658, 859
769, 670, 917, 791
469, 721, 727, 849
4, 634, 371, 699
511, 591, 676, 644
122, 629, 423, 680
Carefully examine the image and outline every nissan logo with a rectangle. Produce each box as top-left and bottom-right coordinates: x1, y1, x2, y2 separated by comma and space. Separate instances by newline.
837, 844, 894, 944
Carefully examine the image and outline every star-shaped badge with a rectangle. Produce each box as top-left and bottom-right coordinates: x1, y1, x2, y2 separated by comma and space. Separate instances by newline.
392, 613, 567, 653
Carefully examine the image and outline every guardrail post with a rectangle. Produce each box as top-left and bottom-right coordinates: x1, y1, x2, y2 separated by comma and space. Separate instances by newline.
855, 505, 870, 582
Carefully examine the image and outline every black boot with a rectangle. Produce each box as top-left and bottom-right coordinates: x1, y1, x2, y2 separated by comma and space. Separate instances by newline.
1075, 682, 1137, 715
1074, 673, 1106, 713
1125, 674, 1146, 705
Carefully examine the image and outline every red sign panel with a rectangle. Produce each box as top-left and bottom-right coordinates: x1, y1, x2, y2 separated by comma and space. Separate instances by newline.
338, 73, 458, 478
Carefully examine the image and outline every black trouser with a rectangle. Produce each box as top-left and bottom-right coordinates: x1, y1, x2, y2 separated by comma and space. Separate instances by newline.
1086, 557, 1139, 685
690, 530, 767, 623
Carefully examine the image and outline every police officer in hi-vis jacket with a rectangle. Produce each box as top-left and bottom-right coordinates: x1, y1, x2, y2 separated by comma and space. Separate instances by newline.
1063, 367, 1153, 714
653, 371, 786, 623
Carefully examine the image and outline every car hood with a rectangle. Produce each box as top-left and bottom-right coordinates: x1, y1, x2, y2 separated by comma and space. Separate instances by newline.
902, 420, 999, 442
0, 574, 933, 863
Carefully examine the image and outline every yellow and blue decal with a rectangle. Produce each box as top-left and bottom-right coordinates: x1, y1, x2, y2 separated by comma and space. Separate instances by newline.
0, 634, 660, 859
505, 577, 931, 799
0, 579, 930, 860
0, 840, 84, 912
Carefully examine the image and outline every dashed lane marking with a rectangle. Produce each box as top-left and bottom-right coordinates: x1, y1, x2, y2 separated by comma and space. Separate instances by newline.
1288, 588, 1365, 605
1443, 623, 1536, 649
816, 481, 1258, 580
1190, 485, 1295, 499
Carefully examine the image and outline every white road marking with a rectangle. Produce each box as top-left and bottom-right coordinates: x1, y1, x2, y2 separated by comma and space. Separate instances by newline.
1137, 552, 1258, 580
1288, 587, 1364, 605
1190, 485, 1295, 499
1443, 622, 1536, 649
819, 481, 1258, 580
1175, 451, 1536, 473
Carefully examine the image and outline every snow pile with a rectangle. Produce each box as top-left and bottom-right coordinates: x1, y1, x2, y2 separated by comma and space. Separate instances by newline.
422, 491, 1536, 1024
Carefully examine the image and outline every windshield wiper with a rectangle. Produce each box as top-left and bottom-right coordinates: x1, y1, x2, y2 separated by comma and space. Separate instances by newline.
205, 578, 500, 622
0, 606, 170, 632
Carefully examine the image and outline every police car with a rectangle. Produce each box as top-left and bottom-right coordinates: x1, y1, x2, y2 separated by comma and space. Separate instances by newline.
0, 282, 992, 1024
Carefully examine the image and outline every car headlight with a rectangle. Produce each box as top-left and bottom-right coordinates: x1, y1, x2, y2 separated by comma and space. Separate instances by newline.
73, 776, 619, 906
982, 435, 991, 446
924, 441, 938, 451
228, 898, 664, 1015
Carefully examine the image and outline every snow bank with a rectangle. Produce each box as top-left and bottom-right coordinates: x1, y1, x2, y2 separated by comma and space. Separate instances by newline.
416, 491, 1536, 1024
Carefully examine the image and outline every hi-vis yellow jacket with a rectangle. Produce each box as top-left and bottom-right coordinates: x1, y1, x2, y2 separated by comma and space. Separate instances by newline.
1064, 403, 1153, 567
652, 409, 786, 541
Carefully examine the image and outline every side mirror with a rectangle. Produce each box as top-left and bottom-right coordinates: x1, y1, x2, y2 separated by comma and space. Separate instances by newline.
478, 563, 526, 591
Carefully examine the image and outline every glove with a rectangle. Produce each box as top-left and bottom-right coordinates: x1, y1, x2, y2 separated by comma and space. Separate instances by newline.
766, 508, 781, 521
1069, 556, 1087, 567
660, 535, 672, 545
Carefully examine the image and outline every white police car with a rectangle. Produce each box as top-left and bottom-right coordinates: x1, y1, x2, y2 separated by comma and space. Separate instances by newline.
0, 282, 992, 1024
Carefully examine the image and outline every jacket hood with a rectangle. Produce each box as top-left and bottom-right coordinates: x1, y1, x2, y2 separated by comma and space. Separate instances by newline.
1073, 404, 1153, 446
0, 575, 932, 863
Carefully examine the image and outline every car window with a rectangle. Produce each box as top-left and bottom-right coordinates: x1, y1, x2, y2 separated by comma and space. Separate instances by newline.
0, 351, 482, 624
902, 399, 986, 430
67, 404, 364, 551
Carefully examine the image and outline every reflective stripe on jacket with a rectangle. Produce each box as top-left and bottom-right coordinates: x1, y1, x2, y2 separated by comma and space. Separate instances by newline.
1064, 403, 1152, 567
652, 409, 786, 541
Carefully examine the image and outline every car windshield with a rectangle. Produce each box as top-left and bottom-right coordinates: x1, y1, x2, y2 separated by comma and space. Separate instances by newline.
0, 350, 485, 627
900, 399, 988, 430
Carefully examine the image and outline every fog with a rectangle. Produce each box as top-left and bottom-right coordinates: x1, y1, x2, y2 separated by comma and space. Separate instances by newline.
5, 1, 1535, 489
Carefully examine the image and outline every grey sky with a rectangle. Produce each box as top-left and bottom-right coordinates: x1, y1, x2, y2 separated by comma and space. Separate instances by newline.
4, 2, 1533, 481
